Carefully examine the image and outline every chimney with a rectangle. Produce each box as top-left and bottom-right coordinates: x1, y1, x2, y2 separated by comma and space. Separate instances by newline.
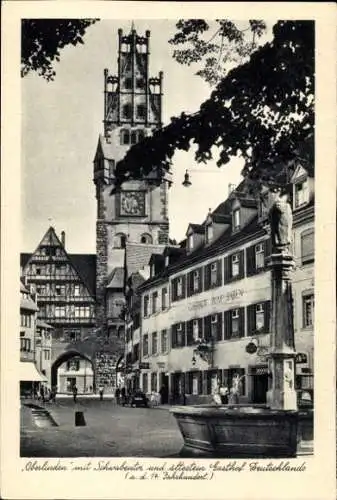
61, 231, 65, 248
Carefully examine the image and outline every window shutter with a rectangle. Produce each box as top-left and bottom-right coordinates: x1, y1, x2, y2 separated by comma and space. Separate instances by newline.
264, 238, 272, 261
181, 275, 186, 299
181, 322, 186, 346
171, 279, 177, 302
186, 320, 193, 345
198, 318, 203, 339
239, 250, 245, 279
204, 264, 211, 290
204, 315, 212, 341
246, 246, 256, 277
247, 304, 256, 336
264, 300, 271, 333
216, 259, 222, 286
223, 311, 231, 339
223, 369, 229, 387
216, 313, 223, 341
238, 307, 245, 338
187, 372, 193, 394
199, 267, 203, 292
198, 371, 203, 394
224, 256, 230, 283
187, 272, 193, 297
171, 325, 177, 348
206, 371, 212, 394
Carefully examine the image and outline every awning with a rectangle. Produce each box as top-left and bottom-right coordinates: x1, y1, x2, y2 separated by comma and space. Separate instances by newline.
20, 362, 47, 382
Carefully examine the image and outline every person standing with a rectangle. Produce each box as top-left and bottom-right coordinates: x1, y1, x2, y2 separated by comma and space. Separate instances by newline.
115, 387, 120, 405
99, 385, 104, 401
219, 384, 229, 404
40, 385, 45, 403
121, 386, 126, 406
72, 384, 78, 403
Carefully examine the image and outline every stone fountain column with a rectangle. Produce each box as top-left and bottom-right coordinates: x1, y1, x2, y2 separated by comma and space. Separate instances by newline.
266, 190, 298, 411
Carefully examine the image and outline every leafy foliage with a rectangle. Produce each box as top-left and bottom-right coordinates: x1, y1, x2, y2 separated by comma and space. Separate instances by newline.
115, 21, 314, 190
169, 19, 267, 85
21, 19, 98, 81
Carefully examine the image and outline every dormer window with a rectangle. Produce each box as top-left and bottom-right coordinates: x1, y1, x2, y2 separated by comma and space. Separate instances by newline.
189, 234, 194, 250
206, 224, 213, 244
165, 255, 170, 267
294, 178, 309, 209
233, 208, 240, 231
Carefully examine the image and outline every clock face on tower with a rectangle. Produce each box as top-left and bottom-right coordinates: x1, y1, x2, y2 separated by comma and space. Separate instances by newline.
119, 191, 146, 216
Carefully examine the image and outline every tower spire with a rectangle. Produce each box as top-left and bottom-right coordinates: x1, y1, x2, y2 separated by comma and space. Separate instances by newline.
130, 20, 135, 32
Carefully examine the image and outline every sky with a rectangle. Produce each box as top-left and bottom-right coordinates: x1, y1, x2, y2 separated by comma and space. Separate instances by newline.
22, 19, 272, 254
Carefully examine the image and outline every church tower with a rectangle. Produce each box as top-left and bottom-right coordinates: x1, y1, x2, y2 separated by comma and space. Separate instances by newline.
93, 27, 169, 347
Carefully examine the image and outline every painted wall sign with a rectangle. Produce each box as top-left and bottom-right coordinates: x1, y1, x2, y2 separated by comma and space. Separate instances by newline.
188, 289, 245, 311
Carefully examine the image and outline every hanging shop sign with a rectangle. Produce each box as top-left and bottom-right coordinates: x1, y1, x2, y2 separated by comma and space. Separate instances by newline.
245, 342, 258, 354
295, 352, 308, 364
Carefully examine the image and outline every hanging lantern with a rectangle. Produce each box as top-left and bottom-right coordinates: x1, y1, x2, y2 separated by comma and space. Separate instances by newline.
182, 170, 192, 187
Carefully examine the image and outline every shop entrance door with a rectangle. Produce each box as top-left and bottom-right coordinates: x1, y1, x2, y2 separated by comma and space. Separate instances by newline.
66, 377, 76, 393
252, 366, 268, 403
159, 373, 169, 403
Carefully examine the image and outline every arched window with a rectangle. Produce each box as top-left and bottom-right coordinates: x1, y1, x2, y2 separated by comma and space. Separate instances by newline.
114, 233, 127, 248
141, 233, 152, 244
138, 130, 145, 142
121, 129, 130, 145
131, 131, 137, 145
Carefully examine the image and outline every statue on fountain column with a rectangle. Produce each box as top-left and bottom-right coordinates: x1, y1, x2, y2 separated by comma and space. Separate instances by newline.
269, 189, 293, 254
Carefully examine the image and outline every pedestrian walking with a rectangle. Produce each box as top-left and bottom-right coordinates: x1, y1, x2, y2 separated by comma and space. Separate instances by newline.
121, 386, 126, 406
40, 385, 45, 403
99, 385, 104, 401
115, 387, 120, 405
72, 384, 78, 403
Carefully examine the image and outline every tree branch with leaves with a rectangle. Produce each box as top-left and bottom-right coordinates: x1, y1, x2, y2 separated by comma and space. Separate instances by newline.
21, 19, 98, 81
115, 21, 314, 191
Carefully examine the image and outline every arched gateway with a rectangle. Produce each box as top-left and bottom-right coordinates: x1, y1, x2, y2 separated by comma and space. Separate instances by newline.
51, 350, 95, 394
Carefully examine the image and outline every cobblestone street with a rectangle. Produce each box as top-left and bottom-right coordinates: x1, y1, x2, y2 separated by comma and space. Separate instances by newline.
20, 398, 183, 458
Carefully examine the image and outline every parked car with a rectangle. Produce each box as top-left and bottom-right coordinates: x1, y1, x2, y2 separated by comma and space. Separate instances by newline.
128, 390, 149, 408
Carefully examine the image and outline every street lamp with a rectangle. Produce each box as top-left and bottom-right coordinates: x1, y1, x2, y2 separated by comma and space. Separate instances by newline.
182, 169, 230, 188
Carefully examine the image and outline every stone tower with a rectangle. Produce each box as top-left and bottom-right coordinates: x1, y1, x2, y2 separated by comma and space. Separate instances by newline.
93, 27, 169, 348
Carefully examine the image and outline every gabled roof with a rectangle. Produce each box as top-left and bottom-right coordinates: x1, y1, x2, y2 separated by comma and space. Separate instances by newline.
125, 242, 166, 276
106, 268, 125, 289
69, 254, 96, 297
21, 227, 96, 298
187, 223, 204, 235
95, 134, 115, 162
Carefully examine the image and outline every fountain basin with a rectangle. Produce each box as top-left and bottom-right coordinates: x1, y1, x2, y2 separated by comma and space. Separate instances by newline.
170, 404, 299, 458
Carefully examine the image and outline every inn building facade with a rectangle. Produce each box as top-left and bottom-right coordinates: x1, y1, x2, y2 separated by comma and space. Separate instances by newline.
130, 165, 314, 405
